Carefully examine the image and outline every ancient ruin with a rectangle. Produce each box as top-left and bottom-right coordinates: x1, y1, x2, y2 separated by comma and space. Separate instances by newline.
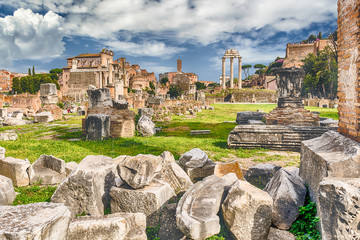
221, 49, 242, 89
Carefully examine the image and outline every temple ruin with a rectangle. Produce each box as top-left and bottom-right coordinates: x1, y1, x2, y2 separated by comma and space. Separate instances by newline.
221, 49, 242, 89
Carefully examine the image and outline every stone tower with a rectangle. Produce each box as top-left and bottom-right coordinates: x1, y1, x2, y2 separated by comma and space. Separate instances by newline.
177, 59, 182, 73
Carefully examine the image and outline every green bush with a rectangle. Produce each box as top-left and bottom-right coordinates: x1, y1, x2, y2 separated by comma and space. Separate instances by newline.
146, 225, 160, 240
290, 194, 321, 240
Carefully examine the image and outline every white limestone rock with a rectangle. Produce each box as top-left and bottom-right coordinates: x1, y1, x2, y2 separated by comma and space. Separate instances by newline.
0, 132, 18, 141
0, 157, 30, 187
300, 131, 360, 202
179, 148, 209, 169
222, 180, 273, 240
34, 111, 54, 123
118, 154, 163, 189
176, 175, 233, 240
110, 180, 175, 226
137, 115, 156, 137
29, 155, 66, 185
4, 117, 29, 126
267, 227, 296, 240
160, 151, 176, 163
264, 169, 307, 230
0, 146, 5, 159
51, 155, 117, 217
65, 161, 78, 176
0, 175, 16, 205
67, 213, 147, 240
0, 202, 71, 240
318, 178, 360, 240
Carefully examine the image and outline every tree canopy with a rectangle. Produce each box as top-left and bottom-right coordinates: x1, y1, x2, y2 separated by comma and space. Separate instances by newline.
160, 77, 169, 86
49, 68, 63, 74
242, 64, 252, 79
195, 81, 206, 90
302, 46, 338, 99
12, 74, 60, 95
167, 84, 182, 98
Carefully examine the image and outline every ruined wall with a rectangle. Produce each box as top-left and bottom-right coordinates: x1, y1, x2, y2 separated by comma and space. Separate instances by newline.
2, 93, 41, 112
283, 43, 315, 68
337, 0, 360, 141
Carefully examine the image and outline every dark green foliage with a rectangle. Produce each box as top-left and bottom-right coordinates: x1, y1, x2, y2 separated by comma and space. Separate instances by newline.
57, 102, 64, 109
49, 68, 63, 74
208, 82, 220, 88
28, 68, 31, 76
146, 225, 160, 240
242, 64, 252, 79
160, 77, 169, 86
149, 81, 155, 90
317, 32, 323, 40
266, 58, 284, 74
13, 184, 57, 205
302, 46, 338, 99
11, 74, 60, 94
167, 84, 182, 98
32, 66, 35, 76
302, 34, 317, 43
195, 81, 206, 90
144, 86, 155, 96
290, 195, 321, 240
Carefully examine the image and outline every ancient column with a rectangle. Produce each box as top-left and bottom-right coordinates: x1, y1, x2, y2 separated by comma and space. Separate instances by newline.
222, 57, 226, 89
238, 57, 242, 89
99, 72, 103, 88
230, 57, 234, 89
108, 63, 113, 85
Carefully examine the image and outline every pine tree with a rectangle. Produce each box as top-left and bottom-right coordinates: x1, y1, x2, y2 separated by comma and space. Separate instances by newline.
28, 68, 31, 76
32, 66, 35, 76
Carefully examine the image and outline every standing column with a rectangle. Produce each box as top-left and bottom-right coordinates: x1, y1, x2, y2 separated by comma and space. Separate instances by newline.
99, 72, 103, 88
230, 57, 234, 89
238, 57, 242, 89
222, 57, 226, 89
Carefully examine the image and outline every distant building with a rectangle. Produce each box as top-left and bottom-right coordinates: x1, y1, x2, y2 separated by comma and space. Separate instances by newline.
60, 49, 156, 101
282, 39, 333, 68
199, 80, 215, 86
219, 75, 230, 87
159, 59, 198, 93
0, 70, 27, 91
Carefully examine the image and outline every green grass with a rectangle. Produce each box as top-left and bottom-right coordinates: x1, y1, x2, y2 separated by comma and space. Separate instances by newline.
0, 104, 337, 164
13, 184, 57, 205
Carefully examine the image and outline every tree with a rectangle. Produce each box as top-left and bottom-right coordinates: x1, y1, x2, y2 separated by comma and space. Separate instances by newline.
28, 68, 31, 76
242, 64, 252, 79
195, 81, 206, 90
32, 66, 35, 76
266, 58, 284, 74
167, 84, 181, 98
149, 81, 155, 90
49, 68, 63, 74
207, 82, 220, 88
327, 30, 338, 63
302, 46, 338, 99
317, 32, 323, 40
12, 77, 21, 93
160, 77, 169, 86
253, 64, 266, 75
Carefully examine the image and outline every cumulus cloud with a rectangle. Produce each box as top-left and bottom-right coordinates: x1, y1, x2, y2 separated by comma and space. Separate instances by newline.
104, 40, 185, 58
0, 8, 65, 66
1, 0, 336, 44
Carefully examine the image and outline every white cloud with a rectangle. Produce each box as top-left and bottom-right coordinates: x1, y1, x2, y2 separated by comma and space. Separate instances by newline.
104, 40, 185, 58
1, 0, 336, 44
0, 8, 65, 66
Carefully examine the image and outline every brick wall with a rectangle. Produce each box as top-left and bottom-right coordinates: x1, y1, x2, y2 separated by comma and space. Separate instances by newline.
337, 0, 360, 141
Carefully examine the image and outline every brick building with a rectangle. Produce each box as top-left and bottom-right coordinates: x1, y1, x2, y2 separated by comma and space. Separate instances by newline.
0, 70, 27, 91
337, 0, 360, 141
60, 49, 156, 101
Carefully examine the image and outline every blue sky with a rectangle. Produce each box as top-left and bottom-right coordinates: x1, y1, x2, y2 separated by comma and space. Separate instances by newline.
0, 0, 337, 82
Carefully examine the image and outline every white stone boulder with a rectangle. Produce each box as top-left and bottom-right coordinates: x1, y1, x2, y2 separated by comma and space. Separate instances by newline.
157, 160, 193, 194
160, 150, 176, 162
300, 131, 360, 202
34, 111, 54, 123
110, 179, 175, 226
267, 227, 296, 240
318, 178, 360, 240
11, 110, 23, 119
138, 107, 154, 118
179, 148, 209, 168
0, 132, 18, 141
118, 154, 163, 189
264, 169, 307, 230
222, 180, 273, 240
0, 202, 71, 240
67, 212, 147, 240
51, 155, 117, 217
29, 155, 66, 185
0, 157, 30, 187
245, 164, 281, 189
176, 175, 233, 240
137, 115, 156, 137
0, 175, 16, 205
65, 161, 78, 176
4, 117, 29, 126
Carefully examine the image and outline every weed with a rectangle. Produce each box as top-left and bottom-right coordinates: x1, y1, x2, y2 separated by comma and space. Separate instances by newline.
146, 225, 160, 240
290, 194, 321, 240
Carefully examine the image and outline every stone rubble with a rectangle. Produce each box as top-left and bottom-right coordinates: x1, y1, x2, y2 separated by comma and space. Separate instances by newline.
0, 175, 16, 205
0, 157, 31, 187
28, 155, 66, 185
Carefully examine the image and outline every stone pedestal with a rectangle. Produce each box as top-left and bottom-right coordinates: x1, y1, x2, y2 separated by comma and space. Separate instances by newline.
265, 68, 319, 126
85, 114, 110, 141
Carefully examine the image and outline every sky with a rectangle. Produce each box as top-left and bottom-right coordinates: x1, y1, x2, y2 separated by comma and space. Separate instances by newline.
0, 0, 337, 83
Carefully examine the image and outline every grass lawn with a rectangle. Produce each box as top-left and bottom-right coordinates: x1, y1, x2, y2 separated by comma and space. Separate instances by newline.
0, 103, 337, 167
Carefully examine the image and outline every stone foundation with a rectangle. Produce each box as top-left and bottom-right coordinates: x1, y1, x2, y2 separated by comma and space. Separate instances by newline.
265, 107, 319, 126
228, 125, 334, 151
